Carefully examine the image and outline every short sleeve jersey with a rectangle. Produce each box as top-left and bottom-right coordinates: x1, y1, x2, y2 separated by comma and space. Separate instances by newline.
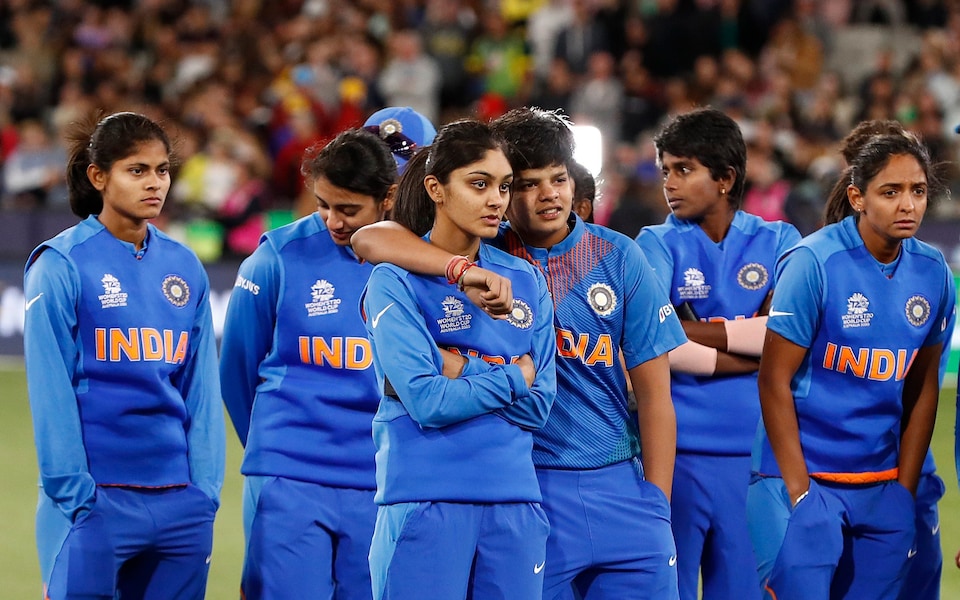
498, 216, 686, 469
755, 216, 954, 478
637, 211, 800, 455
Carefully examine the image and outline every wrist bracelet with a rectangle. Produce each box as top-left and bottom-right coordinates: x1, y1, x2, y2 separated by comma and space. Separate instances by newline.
456, 262, 477, 291
445, 255, 470, 284
792, 489, 809, 508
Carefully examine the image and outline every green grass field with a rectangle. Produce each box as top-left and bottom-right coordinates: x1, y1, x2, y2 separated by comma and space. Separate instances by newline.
1, 363, 959, 598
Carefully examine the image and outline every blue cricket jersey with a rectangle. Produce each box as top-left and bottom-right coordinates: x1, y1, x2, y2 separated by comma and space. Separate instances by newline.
24, 216, 225, 520
364, 239, 556, 504
220, 213, 380, 490
756, 216, 954, 479
499, 215, 687, 469
637, 211, 801, 455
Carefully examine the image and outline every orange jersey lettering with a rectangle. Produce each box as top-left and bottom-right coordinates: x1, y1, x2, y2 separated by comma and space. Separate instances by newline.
298, 336, 373, 370
556, 329, 615, 367
94, 327, 189, 364
821, 342, 917, 382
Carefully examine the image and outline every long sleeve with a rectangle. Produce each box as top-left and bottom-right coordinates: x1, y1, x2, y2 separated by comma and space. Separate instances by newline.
219, 243, 281, 446
23, 249, 95, 522
366, 266, 524, 429
497, 270, 556, 430
176, 269, 226, 505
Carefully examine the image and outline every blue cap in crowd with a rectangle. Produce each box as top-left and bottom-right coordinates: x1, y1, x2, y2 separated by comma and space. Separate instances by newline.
363, 107, 437, 174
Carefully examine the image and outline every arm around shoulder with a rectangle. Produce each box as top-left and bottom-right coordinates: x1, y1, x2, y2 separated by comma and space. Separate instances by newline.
351, 221, 447, 274
366, 267, 518, 429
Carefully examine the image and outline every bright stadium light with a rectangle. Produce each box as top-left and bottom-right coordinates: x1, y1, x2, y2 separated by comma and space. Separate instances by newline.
571, 125, 603, 178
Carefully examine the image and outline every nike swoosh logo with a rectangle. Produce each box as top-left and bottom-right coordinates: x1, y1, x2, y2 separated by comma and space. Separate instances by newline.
668, 555, 677, 567
932, 522, 941, 535
533, 561, 545, 574
371, 303, 394, 328
907, 549, 918, 558
768, 309, 794, 317
25, 293, 43, 311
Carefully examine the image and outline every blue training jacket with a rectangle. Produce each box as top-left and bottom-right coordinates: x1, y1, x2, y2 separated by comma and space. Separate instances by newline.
220, 213, 380, 490
24, 215, 224, 521
364, 238, 556, 504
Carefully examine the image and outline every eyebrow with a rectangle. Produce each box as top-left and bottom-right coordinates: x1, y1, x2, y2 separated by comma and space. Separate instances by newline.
126, 161, 170, 168
517, 169, 565, 182
315, 194, 365, 208
467, 170, 509, 177
876, 180, 927, 188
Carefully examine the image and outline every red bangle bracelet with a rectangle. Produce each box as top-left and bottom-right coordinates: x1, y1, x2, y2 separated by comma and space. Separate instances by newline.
452, 260, 474, 286
445, 255, 469, 284
456, 262, 477, 291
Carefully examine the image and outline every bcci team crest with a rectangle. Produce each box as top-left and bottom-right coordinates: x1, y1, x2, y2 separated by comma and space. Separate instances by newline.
905, 295, 931, 327
161, 275, 190, 308
379, 118, 403, 137
306, 279, 341, 317
678, 268, 710, 300
99, 273, 128, 309
506, 299, 534, 329
438, 295, 472, 333
588, 283, 617, 317
841, 292, 873, 328
737, 263, 768, 291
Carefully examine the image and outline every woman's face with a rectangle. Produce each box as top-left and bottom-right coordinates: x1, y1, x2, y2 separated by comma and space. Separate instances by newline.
90, 139, 170, 225
850, 152, 927, 246
433, 148, 513, 239
660, 151, 730, 222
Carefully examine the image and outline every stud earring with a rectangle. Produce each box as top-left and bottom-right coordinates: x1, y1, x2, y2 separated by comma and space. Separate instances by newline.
720, 188, 726, 195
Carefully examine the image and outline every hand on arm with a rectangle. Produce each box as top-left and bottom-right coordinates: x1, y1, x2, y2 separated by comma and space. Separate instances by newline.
629, 353, 676, 501
458, 265, 513, 318
668, 339, 759, 376
352, 221, 513, 318
437, 347, 468, 379
496, 276, 556, 430
367, 269, 522, 428
681, 316, 768, 359
671, 303, 766, 375
758, 330, 810, 506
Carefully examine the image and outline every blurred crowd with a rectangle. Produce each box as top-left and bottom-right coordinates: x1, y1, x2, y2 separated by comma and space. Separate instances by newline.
2, 0, 960, 259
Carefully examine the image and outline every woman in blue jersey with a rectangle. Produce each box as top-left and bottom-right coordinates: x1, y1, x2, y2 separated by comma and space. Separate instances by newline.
749, 131, 954, 600
362, 119, 557, 600
23, 112, 225, 599
824, 119, 953, 600
354, 107, 687, 600
219, 128, 404, 600
637, 107, 801, 600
